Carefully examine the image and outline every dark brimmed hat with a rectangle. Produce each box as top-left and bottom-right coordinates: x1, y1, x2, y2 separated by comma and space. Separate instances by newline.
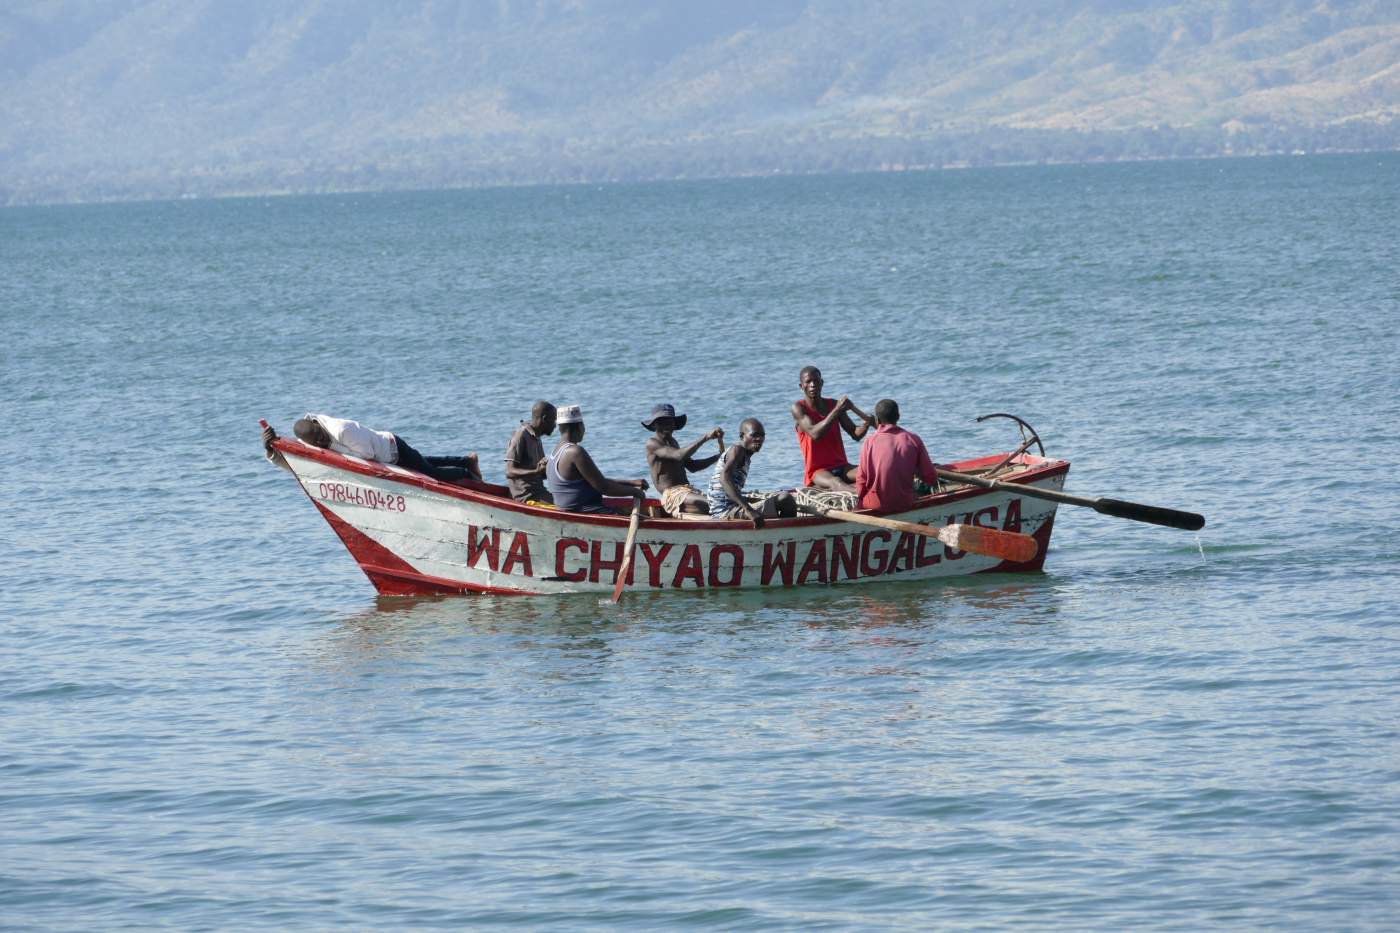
642, 403, 687, 431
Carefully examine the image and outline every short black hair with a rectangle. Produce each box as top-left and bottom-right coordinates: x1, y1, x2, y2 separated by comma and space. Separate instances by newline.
875, 398, 899, 424
799, 365, 821, 381
293, 417, 327, 446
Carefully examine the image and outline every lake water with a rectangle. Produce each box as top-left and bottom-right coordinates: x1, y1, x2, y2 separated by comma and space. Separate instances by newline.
3, 154, 1399, 930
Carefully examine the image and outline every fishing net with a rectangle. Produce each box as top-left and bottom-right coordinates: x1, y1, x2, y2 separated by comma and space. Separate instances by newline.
743, 487, 858, 511
750, 481, 938, 513
790, 487, 859, 511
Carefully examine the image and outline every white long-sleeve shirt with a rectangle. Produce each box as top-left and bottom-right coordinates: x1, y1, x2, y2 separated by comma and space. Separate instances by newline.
306, 413, 398, 463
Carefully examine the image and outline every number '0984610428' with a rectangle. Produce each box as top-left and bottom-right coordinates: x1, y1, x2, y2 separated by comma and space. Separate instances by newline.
318, 482, 406, 512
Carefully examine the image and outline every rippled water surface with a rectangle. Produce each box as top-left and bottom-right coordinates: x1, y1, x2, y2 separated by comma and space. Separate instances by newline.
4, 155, 1399, 929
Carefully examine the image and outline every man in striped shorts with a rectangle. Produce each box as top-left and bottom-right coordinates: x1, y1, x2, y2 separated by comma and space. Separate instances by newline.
707, 419, 797, 528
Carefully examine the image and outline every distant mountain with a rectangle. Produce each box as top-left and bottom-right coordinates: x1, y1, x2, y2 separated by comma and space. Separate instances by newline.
2, 0, 1397, 204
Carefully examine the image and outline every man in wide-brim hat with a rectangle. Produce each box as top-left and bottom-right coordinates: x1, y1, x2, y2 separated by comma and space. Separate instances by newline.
643, 403, 725, 518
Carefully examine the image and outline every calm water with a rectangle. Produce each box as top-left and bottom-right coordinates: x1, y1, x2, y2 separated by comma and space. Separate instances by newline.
3, 154, 1399, 930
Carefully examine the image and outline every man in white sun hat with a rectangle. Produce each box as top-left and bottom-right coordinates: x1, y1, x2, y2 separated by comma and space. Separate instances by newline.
545, 404, 649, 514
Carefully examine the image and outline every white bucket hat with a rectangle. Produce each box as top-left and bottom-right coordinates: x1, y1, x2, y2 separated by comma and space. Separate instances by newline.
556, 404, 584, 425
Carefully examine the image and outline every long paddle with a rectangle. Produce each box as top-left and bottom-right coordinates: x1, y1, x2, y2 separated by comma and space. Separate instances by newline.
795, 503, 1038, 563
935, 468, 1205, 531
611, 498, 645, 602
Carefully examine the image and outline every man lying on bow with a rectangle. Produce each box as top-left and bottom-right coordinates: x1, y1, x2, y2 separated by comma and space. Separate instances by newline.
263, 413, 481, 483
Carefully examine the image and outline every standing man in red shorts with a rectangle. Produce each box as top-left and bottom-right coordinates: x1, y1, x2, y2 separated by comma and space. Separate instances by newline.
790, 365, 875, 493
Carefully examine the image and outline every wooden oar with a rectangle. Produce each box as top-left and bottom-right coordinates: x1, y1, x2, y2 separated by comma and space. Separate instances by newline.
611, 498, 645, 602
795, 503, 1038, 563
936, 468, 1205, 531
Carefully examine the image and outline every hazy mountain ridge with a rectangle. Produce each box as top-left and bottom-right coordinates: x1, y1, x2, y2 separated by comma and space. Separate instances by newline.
2, 0, 1397, 204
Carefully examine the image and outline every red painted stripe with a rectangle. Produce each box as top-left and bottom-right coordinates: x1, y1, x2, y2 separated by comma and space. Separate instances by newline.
311, 501, 427, 591
311, 501, 539, 595
363, 564, 537, 597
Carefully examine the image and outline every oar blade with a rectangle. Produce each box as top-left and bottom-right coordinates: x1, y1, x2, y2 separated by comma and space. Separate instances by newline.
1094, 498, 1205, 531
796, 501, 1038, 563
612, 502, 645, 602
940, 524, 1039, 563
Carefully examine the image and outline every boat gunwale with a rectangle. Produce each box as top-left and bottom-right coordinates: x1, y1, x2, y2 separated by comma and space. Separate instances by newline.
270, 435, 1070, 531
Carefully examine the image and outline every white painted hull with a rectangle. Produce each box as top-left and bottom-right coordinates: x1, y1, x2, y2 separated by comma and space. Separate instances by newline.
271, 436, 1067, 596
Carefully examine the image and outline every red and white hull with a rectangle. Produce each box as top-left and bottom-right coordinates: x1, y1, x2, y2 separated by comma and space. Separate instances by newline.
269, 435, 1068, 596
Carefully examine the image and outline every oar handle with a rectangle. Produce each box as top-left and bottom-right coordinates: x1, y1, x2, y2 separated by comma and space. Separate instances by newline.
935, 468, 1205, 531
1092, 498, 1204, 530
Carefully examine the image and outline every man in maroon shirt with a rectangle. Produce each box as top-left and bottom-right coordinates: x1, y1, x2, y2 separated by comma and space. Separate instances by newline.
855, 399, 940, 513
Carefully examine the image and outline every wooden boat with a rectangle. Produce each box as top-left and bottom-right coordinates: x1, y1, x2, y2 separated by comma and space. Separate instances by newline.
263, 421, 1068, 596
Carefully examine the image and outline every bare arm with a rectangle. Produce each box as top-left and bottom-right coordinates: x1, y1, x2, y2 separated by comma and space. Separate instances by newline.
504, 435, 547, 480
685, 451, 722, 472
504, 459, 546, 480
793, 397, 847, 440
847, 400, 875, 439
566, 446, 648, 498
263, 425, 290, 471
649, 428, 723, 464
719, 447, 762, 527
683, 427, 725, 472
841, 407, 873, 441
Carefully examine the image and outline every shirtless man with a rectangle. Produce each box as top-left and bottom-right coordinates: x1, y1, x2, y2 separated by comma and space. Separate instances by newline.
643, 403, 724, 517
790, 365, 874, 493
545, 404, 649, 514
706, 418, 797, 529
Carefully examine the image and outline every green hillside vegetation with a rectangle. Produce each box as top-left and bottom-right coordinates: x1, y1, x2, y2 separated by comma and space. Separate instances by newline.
1, 0, 1397, 204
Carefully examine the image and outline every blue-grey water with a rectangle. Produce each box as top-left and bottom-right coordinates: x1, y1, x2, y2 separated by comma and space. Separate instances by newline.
3, 154, 1399, 930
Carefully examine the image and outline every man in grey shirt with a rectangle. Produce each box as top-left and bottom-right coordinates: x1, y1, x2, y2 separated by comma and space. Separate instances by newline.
503, 400, 557, 503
